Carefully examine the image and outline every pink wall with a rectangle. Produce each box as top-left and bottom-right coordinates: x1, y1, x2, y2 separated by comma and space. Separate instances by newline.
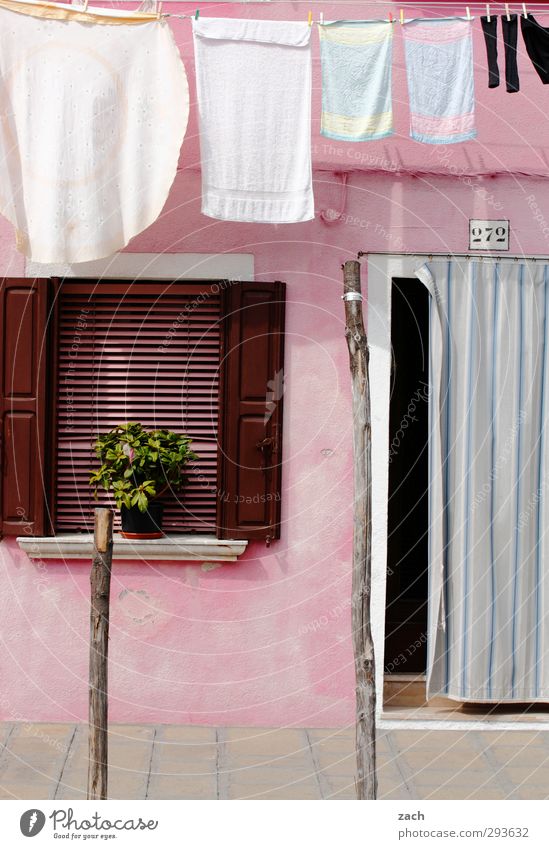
1, 2, 549, 726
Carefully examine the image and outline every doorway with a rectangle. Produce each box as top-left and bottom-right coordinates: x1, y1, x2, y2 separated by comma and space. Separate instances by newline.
384, 277, 429, 675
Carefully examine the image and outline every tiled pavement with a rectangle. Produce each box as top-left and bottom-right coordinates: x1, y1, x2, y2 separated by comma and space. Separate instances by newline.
1, 722, 549, 800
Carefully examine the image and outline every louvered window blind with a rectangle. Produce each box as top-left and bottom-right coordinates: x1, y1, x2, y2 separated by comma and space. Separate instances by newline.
55, 282, 220, 533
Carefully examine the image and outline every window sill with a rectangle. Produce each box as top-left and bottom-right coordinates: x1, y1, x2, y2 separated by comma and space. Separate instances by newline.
16, 534, 249, 563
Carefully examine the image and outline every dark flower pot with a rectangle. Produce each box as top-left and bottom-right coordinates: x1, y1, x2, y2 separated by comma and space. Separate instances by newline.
120, 502, 164, 539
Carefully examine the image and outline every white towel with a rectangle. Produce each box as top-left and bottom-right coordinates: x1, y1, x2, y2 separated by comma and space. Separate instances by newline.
0, 0, 188, 263
193, 18, 314, 224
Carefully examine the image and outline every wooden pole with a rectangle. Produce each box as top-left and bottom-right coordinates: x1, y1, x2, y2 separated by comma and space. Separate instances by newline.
87, 507, 113, 801
342, 260, 377, 800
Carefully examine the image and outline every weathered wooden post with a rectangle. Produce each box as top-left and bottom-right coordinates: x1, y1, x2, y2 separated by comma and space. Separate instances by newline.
87, 507, 113, 801
342, 260, 377, 800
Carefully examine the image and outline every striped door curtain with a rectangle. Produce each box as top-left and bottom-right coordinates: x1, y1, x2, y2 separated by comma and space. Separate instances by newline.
416, 259, 549, 702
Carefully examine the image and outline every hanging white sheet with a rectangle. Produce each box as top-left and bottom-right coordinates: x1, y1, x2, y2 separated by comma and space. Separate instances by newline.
418, 259, 549, 702
192, 17, 314, 224
0, 0, 188, 263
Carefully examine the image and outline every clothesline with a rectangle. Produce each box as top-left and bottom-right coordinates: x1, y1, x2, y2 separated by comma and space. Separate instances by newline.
45, 0, 549, 25
0, 0, 546, 265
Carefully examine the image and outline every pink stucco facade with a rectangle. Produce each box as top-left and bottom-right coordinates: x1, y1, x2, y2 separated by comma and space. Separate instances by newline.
1, 2, 548, 726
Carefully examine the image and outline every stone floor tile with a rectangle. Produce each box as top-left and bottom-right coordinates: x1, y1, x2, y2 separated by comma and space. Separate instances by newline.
54, 771, 87, 800
312, 750, 357, 773
223, 752, 311, 771
224, 769, 316, 787
224, 727, 305, 745
3, 722, 549, 801
0, 781, 55, 800
378, 788, 417, 800
156, 725, 217, 744
511, 785, 549, 800
491, 747, 549, 768
230, 782, 320, 800
146, 775, 216, 800
477, 731, 546, 747
402, 748, 486, 770
421, 786, 504, 800
150, 763, 217, 778
107, 724, 154, 741
391, 731, 478, 749
325, 787, 357, 799
410, 768, 494, 787
321, 773, 357, 794
502, 765, 549, 784
307, 727, 354, 740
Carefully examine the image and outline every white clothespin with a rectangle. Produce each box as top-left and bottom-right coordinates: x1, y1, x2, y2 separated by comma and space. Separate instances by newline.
505, 3, 511, 21
486, 4, 490, 22
320, 11, 324, 24
522, 3, 528, 18
466, 6, 471, 20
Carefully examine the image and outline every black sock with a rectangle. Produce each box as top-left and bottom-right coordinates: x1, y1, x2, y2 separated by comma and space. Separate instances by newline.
502, 14, 520, 92
481, 15, 499, 88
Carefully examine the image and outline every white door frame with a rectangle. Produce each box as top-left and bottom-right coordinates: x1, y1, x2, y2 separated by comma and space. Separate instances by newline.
366, 254, 427, 721
367, 252, 549, 730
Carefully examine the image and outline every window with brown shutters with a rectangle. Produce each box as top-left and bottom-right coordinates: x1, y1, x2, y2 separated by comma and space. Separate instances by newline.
55, 281, 220, 533
0, 277, 286, 543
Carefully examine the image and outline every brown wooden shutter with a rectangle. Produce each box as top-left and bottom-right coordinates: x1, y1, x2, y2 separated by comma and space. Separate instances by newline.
0, 278, 50, 536
55, 281, 220, 534
218, 281, 285, 542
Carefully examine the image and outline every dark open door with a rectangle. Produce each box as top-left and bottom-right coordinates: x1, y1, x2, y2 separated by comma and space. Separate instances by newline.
384, 277, 429, 674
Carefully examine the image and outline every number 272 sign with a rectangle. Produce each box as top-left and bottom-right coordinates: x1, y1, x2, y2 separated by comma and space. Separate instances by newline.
469, 219, 510, 251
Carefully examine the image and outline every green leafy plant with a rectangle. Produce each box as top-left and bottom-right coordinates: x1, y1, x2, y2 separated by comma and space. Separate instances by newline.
89, 422, 198, 512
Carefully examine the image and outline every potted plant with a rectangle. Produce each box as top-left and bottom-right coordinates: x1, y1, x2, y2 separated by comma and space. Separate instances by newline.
89, 422, 198, 539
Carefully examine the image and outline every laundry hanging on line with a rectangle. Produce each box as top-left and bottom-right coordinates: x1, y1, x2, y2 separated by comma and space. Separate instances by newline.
480, 13, 520, 92
192, 17, 314, 224
0, 0, 545, 261
0, 0, 189, 264
403, 18, 477, 145
521, 13, 549, 84
318, 20, 394, 142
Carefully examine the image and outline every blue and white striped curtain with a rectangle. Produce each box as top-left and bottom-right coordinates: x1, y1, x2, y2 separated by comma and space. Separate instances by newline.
417, 259, 549, 702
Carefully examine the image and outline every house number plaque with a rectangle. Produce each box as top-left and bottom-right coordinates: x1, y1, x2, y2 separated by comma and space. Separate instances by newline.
469, 219, 510, 251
